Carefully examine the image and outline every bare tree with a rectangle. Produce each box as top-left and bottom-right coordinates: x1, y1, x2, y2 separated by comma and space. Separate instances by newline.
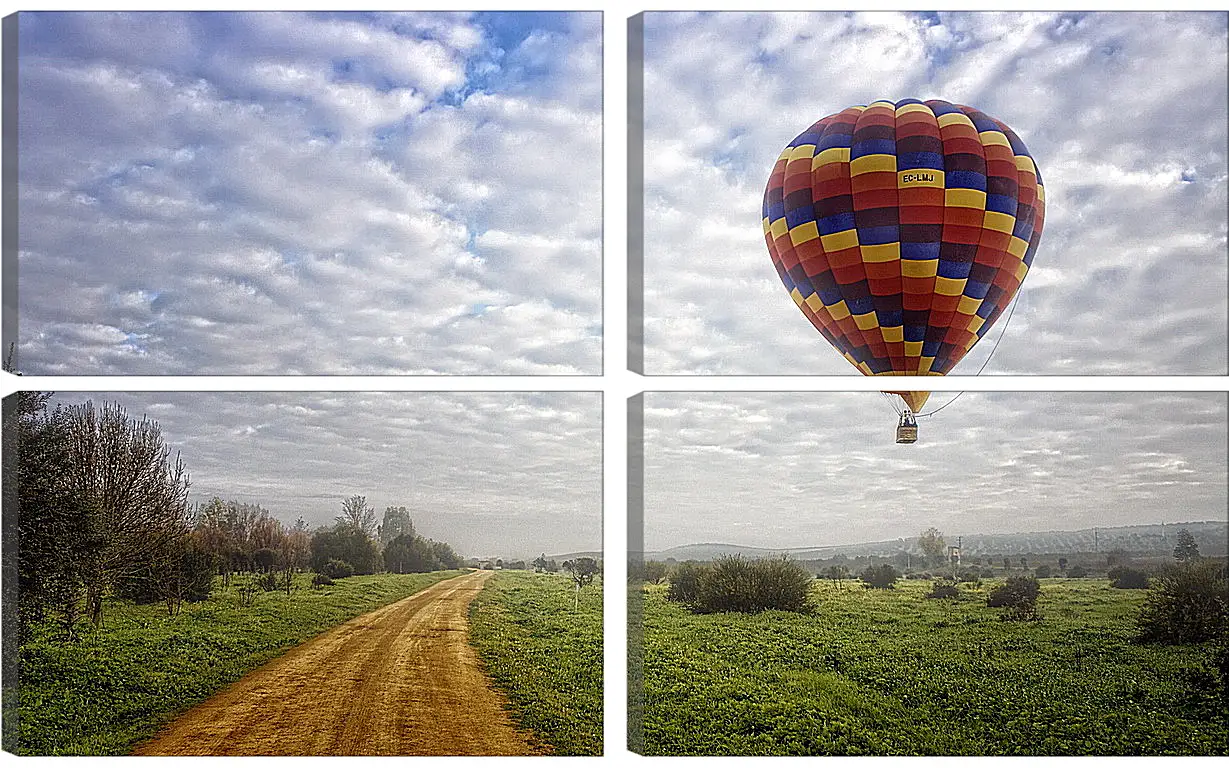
61, 401, 192, 627
337, 495, 377, 540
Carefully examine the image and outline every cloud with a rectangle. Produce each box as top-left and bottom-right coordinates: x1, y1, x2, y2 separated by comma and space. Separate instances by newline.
17, 11, 601, 374
641, 391, 1227, 550
640, 11, 1228, 375
50, 390, 602, 558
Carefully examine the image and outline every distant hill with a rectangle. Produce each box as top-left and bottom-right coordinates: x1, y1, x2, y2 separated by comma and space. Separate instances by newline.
646, 520, 1228, 562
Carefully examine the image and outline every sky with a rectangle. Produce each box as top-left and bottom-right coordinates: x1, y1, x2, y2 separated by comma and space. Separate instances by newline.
16, 11, 601, 375
48, 391, 602, 559
642, 391, 1228, 551
640, 11, 1229, 376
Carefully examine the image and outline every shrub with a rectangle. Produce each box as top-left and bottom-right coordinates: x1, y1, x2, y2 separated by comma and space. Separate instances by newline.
312, 572, 334, 589
955, 568, 982, 584
1067, 565, 1090, 578
859, 564, 899, 590
666, 561, 705, 605
1109, 566, 1150, 590
322, 559, 354, 580
1136, 559, 1228, 644
926, 579, 961, 599
691, 556, 813, 614
988, 575, 1041, 620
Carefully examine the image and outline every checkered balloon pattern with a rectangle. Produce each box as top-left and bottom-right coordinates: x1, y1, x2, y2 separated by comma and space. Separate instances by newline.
763, 99, 1045, 380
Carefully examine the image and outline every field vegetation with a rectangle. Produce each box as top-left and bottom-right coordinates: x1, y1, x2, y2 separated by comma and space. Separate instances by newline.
11, 571, 463, 755
639, 574, 1226, 755
468, 570, 603, 755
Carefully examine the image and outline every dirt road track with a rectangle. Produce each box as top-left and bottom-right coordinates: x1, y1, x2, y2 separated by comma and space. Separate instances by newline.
134, 570, 540, 756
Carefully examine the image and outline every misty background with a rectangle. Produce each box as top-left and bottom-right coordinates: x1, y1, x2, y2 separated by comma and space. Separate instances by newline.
47, 391, 602, 559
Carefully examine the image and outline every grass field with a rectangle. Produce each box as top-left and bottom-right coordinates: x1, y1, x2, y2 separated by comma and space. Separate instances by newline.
468, 570, 603, 755
9, 570, 464, 755
638, 578, 1226, 756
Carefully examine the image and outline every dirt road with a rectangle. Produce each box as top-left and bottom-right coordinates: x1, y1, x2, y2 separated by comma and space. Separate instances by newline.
134, 570, 540, 756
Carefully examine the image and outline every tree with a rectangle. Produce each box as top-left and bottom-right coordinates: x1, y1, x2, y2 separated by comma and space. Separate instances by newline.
1173, 529, 1200, 562
562, 557, 601, 608
824, 564, 851, 589
859, 564, 899, 590
918, 527, 945, 566
1136, 559, 1227, 644
379, 506, 414, 546
60, 401, 193, 627
336, 496, 377, 539
311, 524, 380, 575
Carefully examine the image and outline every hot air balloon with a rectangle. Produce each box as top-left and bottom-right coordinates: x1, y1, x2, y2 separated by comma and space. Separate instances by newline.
762, 98, 1045, 442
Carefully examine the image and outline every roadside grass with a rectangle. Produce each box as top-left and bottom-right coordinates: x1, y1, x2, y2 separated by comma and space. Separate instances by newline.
10, 570, 465, 755
468, 570, 603, 755
640, 578, 1225, 756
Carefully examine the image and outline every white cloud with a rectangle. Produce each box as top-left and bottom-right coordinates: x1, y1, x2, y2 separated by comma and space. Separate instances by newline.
642, 392, 1228, 550
17, 11, 601, 375
640, 11, 1228, 375
53, 391, 602, 559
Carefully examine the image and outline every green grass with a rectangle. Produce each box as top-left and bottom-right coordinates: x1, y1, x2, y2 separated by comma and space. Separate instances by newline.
10, 570, 464, 755
468, 570, 603, 755
640, 578, 1226, 756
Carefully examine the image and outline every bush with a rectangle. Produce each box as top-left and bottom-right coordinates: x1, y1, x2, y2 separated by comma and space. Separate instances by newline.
859, 564, 899, 590
988, 576, 1041, 620
322, 559, 354, 580
955, 568, 981, 584
691, 556, 813, 614
1136, 559, 1228, 644
1067, 565, 1090, 578
926, 579, 961, 599
666, 561, 705, 605
1109, 566, 1150, 590
312, 572, 334, 589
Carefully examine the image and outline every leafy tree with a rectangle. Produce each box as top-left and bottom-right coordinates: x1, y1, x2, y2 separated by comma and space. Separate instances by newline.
1136, 559, 1228, 644
562, 557, 601, 608
859, 564, 899, 590
311, 525, 379, 575
336, 495, 377, 539
918, 527, 945, 566
824, 564, 851, 589
379, 506, 414, 546
1173, 529, 1200, 563
253, 547, 278, 572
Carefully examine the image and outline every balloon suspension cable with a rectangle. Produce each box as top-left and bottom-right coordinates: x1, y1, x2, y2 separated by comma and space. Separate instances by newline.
916, 290, 1024, 419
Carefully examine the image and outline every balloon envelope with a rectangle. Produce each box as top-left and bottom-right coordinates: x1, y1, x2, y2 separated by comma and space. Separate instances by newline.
763, 99, 1045, 410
